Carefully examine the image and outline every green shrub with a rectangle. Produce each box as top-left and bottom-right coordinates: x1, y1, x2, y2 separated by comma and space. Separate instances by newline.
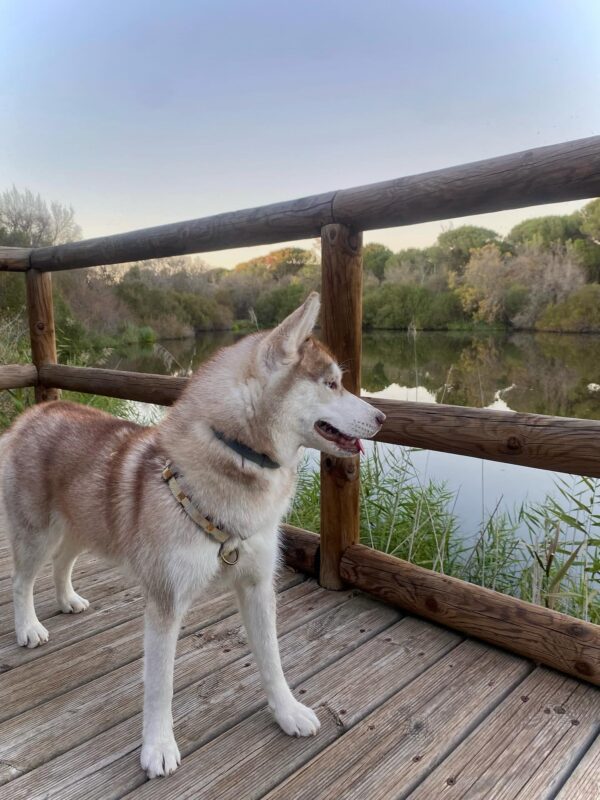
537, 284, 600, 332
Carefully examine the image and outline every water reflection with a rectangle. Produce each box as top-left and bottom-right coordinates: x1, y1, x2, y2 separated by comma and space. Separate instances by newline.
105, 329, 600, 420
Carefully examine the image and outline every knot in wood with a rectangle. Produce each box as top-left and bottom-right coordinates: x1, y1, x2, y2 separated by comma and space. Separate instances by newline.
35, 321, 46, 332
506, 435, 522, 452
575, 660, 593, 677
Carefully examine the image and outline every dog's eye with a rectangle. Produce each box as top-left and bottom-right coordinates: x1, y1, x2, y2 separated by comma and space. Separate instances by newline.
326, 380, 338, 391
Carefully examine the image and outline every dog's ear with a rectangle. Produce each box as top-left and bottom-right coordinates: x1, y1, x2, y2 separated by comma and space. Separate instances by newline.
260, 292, 320, 369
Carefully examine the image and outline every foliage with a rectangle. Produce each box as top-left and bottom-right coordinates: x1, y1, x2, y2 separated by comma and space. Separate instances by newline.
288, 446, 600, 623
363, 284, 466, 330
363, 243, 393, 283
456, 243, 585, 327
0, 186, 81, 247
536, 284, 600, 332
436, 225, 500, 273
507, 214, 580, 248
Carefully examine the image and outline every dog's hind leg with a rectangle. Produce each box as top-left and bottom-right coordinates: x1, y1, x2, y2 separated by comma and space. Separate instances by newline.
11, 527, 54, 648
53, 536, 89, 614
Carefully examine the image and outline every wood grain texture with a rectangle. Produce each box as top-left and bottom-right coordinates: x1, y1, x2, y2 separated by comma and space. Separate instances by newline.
264, 641, 529, 800
319, 224, 363, 590
30, 192, 336, 271
333, 135, 600, 230
38, 363, 188, 405
340, 543, 600, 685
25, 270, 59, 402
36, 366, 600, 479
0, 364, 37, 390
6, 595, 399, 799
0, 247, 31, 271
555, 731, 600, 799
367, 397, 600, 478
27, 136, 600, 272
126, 617, 458, 800
408, 667, 600, 800
0, 592, 385, 788
280, 524, 319, 576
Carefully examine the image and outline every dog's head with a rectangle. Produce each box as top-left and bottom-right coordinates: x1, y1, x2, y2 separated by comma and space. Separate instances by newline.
255, 292, 385, 458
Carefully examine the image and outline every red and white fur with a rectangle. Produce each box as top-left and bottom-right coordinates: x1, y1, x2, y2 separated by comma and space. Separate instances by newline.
0, 292, 384, 777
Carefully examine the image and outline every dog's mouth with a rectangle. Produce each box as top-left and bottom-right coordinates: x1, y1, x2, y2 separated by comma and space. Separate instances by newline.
314, 420, 364, 455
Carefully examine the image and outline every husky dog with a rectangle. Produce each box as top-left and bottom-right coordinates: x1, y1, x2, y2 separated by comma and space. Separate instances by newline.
0, 293, 384, 778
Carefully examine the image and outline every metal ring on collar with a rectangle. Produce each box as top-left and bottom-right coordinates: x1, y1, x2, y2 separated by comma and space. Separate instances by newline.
219, 547, 239, 566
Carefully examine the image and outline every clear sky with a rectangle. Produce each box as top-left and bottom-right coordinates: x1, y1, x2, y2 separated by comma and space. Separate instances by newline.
2, 0, 600, 267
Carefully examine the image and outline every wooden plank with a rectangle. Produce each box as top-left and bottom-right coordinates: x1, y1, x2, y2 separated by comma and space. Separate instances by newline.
0, 364, 37, 390
9, 594, 402, 799
122, 616, 462, 800
555, 733, 600, 799
319, 224, 363, 590
28, 136, 600, 272
0, 569, 302, 718
36, 366, 600, 479
408, 667, 600, 799
368, 397, 600, 479
0, 247, 31, 271
280, 524, 319, 577
38, 363, 187, 406
341, 543, 600, 685
264, 641, 530, 800
0, 578, 352, 782
25, 269, 59, 402
0, 568, 135, 636
0, 551, 102, 601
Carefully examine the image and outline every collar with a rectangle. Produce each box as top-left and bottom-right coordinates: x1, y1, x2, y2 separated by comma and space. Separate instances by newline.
212, 429, 280, 470
161, 461, 239, 565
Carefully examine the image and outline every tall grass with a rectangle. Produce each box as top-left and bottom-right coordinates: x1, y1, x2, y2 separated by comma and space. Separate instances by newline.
287, 445, 600, 624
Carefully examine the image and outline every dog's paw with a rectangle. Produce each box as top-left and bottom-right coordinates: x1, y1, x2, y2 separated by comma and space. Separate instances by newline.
141, 737, 181, 778
58, 592, 90, 614
16, 620, 50, 648
273, 699, 321, 737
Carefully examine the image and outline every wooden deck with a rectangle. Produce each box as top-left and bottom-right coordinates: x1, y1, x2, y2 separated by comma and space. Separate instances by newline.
0, 535, 599, 800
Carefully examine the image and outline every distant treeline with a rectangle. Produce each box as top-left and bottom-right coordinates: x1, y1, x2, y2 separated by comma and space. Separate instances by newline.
2, 186, 600, 351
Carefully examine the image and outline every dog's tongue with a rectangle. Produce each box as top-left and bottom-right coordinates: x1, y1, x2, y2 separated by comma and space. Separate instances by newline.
356, 439, 365, 455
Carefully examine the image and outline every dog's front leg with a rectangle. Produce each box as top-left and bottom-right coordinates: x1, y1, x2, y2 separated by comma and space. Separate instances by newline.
235, 578, 320, 737
141, 599, 183, 778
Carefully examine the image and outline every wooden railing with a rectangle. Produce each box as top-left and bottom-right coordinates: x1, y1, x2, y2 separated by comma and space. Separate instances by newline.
2, 135, 600, 685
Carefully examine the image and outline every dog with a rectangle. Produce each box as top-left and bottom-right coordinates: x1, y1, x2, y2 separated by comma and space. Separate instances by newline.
0, 292, 385, 778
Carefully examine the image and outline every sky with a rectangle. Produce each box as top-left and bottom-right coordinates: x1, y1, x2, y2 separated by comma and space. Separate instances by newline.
2, 0, 600, 268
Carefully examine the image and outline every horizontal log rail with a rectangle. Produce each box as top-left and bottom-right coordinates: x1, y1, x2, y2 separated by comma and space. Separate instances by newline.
0, 247, 31, 272
369, 397, 600, 478
340, 541, 600, 686
39, 364, 600, 477
0, 364, 38, 390
38, 363, 188, 406
2, 135, 596, 272
280, 524, 320, 577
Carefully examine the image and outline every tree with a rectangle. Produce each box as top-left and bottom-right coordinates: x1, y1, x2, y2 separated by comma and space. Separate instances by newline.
577, 199, 600, 244
507, 214, 580, 248
457, 243, 585, 327
436, 225, 500, 273
363, 243, 392, 283
234, 247, 315, 280
0, 186, 81, 247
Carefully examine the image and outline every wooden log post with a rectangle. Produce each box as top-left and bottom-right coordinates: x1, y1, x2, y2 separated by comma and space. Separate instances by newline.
26, 269, 60, 402
319, 224, 363, 589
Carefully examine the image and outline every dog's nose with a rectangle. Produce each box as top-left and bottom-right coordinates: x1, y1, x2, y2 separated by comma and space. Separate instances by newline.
375, 411, 386, 426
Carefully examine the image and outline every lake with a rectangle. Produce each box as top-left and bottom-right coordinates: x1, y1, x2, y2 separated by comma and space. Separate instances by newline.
102, 330, 600, 541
